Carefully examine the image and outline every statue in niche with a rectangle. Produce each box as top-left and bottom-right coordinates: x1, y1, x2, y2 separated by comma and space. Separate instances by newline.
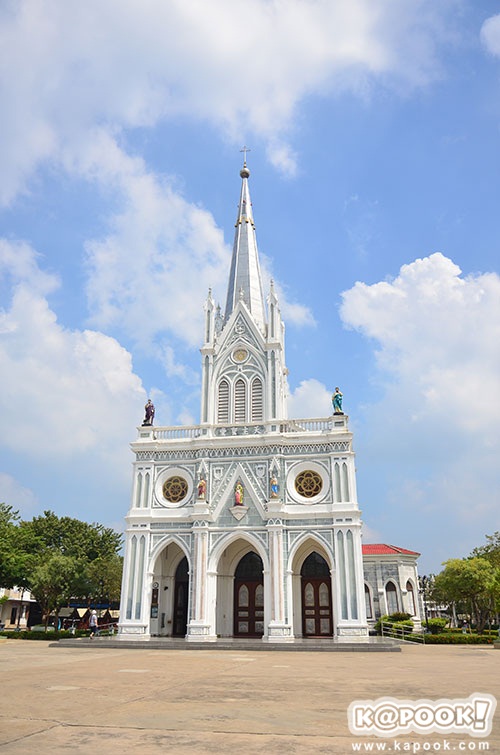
270, 476, 279, 499
332, 387, 344, 415
235, 482, 244, 506
197, 478, 207, 499
143, 399, 155, 426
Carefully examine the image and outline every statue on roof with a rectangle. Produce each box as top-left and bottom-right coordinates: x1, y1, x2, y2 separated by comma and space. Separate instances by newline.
143, 399, 155, 426
332, 387, 343, 415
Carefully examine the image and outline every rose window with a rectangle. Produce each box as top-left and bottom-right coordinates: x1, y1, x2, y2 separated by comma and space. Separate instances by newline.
294, 470, 323, 498
162, 476, 188, 503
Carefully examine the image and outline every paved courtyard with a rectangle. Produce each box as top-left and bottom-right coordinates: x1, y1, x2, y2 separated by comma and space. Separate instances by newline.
0, 640, 498, 754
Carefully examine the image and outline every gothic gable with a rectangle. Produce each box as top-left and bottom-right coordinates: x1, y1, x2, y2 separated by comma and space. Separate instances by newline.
211, 462, 268, 524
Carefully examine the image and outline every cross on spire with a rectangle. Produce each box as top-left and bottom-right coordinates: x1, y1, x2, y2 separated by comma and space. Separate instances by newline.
240, 145, 251, 165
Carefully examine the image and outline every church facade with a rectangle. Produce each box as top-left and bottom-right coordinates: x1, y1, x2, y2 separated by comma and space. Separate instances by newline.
118, 162, 422, 641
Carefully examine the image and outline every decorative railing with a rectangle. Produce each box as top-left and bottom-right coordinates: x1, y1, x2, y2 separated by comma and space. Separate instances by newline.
380, 621, 425, 644
137, 416, 348, 441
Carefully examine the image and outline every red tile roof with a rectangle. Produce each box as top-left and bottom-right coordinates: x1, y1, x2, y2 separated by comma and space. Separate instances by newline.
362, 544, 420, 556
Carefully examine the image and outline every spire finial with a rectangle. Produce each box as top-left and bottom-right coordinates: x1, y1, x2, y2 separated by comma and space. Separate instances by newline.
240, 145, 251, 164
240, 145, 251, 178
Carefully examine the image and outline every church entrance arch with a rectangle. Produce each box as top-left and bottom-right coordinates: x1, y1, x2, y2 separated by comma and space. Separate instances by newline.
150, 541, 190, 637
301, 552, 333, 637
233, 551, 264, 637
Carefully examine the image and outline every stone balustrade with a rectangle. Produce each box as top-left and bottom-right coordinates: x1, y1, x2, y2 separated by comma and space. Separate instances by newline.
137, 415, 348, 441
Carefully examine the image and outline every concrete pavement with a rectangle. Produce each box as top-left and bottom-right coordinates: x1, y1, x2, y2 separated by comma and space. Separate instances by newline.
0, 640, 498, 754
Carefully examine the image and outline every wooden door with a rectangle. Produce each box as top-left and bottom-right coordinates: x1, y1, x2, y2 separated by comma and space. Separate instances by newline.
302, 578, 332, 636
234, 580, 264, 637
301, 552, 333, 637
233, 551, 264, 637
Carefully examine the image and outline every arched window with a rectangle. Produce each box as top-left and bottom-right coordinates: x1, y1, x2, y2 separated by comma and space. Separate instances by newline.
342, 462, 349, 500
406, 580, 416, 615
364, 584, 373, 619
217, 379, 229, 423
238, 584, 249, 607
251, 377, 263, 422
234, 378, 246, 423
135, 473, 143, 508
255, 584, 264, 608
334, 462, 342, 501
142, 472, 150, 508
385, 581, 399, 614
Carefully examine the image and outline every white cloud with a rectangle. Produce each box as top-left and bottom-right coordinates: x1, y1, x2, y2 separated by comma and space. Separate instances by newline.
70, 131, 313, 352
340, 253, 500, 438
0, 239, 58, 297
266, 140, 299, 179
0, 239, 146, 459
0, 0, 458, 354
340, 253, 500, 560
288, 378, 332, 418
76, 130, 230, 349
481, 14, 500, 57
0, 0, 461, 203
0, 474, 38, 518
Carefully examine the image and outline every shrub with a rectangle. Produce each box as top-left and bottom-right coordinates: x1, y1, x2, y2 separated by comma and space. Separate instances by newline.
388, 612, 412, 623
423, 633, 494, 645
425, 618, 449, 635
0, 629, 87, 641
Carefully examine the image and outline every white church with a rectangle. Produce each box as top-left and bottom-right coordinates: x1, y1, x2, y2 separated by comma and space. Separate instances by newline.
118, 161, 422, 642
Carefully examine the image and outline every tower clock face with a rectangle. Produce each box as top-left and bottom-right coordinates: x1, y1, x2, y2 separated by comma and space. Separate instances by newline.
233, 348, 248, 363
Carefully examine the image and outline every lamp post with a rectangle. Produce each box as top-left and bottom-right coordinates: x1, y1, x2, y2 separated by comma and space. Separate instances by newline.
419, 575, 430, 633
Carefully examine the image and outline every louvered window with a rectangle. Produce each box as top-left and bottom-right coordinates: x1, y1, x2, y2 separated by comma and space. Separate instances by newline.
234, 379, 246, 423
217, 379, 230, 423
251, 377, 263, 422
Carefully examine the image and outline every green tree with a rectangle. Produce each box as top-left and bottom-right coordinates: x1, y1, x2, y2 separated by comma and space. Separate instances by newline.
471, 532, 500, 569
0, 507, 123, 624
20, 511, 122, 561
19, 510, 123, 604
29, 553, 81, 627
0, 503, 39, 591
431, 557, 498, 633
86, 554, 123, 605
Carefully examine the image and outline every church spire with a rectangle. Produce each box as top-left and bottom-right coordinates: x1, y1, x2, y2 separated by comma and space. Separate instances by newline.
224, 158, 266, 331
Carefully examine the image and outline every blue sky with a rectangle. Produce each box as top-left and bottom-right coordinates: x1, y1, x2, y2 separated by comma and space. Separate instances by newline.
1, 1, 499, 573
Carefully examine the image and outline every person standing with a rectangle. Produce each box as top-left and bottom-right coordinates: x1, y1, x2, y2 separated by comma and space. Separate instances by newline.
89, 610, 99, 638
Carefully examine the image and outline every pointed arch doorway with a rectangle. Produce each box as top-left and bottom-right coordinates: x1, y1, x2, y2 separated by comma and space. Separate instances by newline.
301, 552, 333, 637
233, 551, 264, 637
173, 556, 189, 637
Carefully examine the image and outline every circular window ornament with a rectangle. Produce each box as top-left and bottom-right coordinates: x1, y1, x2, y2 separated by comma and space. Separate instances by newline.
232, 348, 248, 363
295, 470, 323, 499
162, 475, 188, 504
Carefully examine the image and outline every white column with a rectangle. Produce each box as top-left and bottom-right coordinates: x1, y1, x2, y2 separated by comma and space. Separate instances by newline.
266, 522, 293, 641
118, 531, 150, 639
186, 523, 215, 641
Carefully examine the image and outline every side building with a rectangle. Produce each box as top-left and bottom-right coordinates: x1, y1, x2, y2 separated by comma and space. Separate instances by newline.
118, 162, 422, 641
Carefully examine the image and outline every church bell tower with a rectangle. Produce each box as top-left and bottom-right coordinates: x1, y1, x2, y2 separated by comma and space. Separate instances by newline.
200, 160, 288, 427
